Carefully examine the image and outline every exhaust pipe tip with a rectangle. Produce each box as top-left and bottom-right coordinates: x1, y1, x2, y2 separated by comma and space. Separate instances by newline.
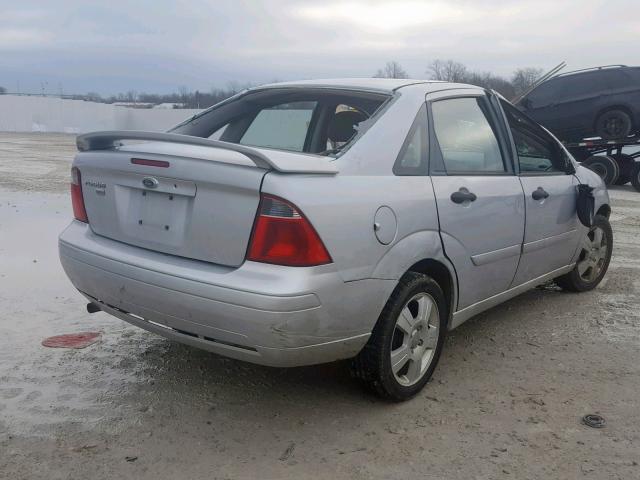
86, 302, 101, 314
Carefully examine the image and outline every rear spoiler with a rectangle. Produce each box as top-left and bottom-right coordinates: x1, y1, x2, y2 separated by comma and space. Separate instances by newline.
76, 130, 338, 174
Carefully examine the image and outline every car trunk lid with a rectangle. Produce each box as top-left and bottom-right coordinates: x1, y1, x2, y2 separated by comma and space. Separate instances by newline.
74, 131, 337, 267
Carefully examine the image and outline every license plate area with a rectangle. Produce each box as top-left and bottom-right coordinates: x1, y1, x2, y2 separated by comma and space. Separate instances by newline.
114, 175, 196, 248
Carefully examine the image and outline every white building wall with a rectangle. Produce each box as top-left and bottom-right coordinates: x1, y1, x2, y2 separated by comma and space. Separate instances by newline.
0, 95, 201, 133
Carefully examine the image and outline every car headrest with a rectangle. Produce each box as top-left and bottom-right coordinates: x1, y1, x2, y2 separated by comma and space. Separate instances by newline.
327, 110, 368, 143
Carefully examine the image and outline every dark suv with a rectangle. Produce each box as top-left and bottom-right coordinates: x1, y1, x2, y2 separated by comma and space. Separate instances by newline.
518, 65, 640, 141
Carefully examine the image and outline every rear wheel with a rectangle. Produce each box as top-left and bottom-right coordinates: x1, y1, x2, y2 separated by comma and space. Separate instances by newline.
351, 272, 447, 401
595, 109, 632, 140
556, 215, 612, 292
581, 155, 619, 185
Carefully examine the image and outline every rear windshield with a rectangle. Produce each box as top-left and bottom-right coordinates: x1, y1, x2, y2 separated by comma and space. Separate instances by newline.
170, 88, 390, 156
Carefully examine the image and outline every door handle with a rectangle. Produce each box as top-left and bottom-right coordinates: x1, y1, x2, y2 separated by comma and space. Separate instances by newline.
532, 187, 550, 200
450, 188, 477, 204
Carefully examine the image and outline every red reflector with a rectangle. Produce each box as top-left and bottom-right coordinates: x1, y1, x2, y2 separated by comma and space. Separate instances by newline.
71, 167, 88, 223
131, 158, 170, 168
247, 195, 332, 267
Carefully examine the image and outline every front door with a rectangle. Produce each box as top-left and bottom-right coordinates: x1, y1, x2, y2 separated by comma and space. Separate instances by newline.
428, 92, 525, 310
499, 100, 581, 285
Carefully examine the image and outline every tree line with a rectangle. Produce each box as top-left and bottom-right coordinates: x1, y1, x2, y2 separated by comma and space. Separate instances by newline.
83, 82, 255, 109
0, 61, 543, 108
374, 60, 543, 98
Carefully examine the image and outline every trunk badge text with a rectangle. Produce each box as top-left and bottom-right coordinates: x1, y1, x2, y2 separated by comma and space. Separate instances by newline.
142, 177, 159, 189
85, 180, 106, 189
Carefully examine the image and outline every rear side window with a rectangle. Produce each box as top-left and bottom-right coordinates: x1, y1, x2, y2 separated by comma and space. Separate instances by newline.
602, 69, 633, 89
240, 101, 317, 152
501, 100, 568, 174
393, 105, 427, 175
627, 67, 640, 83
562, 72, 603, 98
431, 97, 506, 174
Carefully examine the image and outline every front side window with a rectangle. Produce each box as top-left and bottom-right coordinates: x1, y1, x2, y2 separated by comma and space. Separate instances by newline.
431, 97, 506, 174
525, 80, 562, 108
240, 101, 317, 152
501, 100, 567, 174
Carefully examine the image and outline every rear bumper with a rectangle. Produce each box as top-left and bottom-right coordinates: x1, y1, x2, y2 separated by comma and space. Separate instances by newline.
59, 221, 394, 367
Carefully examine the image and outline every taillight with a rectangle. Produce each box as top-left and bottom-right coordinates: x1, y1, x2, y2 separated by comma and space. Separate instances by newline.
247, 194, 332, 267
71, 167, 88, 223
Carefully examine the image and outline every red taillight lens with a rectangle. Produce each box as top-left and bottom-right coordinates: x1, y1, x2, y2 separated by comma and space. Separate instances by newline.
71, 167, 88, 223
247, 195, 332, 267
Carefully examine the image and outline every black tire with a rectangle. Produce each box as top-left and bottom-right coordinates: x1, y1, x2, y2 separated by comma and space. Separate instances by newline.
351, 272, 447, 402
631, 162, 640, 192
581, 155, 619, 185
595, 109, 632, 140
611, 153, 635, 185
556, 215, 613, 292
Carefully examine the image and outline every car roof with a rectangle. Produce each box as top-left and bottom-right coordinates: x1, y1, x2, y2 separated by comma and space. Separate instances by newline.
255, 78, 454, 94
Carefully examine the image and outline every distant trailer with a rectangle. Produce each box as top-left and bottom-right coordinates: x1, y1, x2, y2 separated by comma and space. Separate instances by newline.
564, 137, 640, 191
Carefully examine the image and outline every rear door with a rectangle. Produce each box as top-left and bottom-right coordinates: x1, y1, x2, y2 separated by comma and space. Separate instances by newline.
499, 100, 580, 285
428, 90, 525, 309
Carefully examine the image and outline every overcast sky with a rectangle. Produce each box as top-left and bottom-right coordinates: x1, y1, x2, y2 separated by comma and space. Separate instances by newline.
1, 0, 638, 95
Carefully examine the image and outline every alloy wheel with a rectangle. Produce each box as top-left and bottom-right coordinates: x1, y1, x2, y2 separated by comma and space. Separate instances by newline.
390, 293, 440, 386
577, 226, 609, 282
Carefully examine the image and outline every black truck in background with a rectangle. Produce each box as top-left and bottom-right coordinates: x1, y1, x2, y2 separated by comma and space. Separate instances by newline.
516, 65, 640, 191
518, 65, 640, 141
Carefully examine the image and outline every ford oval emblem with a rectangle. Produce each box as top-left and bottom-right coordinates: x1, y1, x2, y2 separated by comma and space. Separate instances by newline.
142, 177, 159, 189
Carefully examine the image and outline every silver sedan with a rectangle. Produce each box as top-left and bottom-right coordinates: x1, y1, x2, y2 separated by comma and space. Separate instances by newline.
59, 79, 612, 400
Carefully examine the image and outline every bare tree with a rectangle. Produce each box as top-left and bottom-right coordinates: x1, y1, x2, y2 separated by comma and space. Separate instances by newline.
178, 86, 189, 105
427, 59, 468, 82
374, 61, 409, 79
85, 92, 102, 102
465, 71, 516, 99
511, 67, 544, 96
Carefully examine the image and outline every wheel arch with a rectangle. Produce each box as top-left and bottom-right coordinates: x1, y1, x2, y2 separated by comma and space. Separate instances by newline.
597, 203, 611, 219
370, 231, 458, 322
406, 258, 456, 328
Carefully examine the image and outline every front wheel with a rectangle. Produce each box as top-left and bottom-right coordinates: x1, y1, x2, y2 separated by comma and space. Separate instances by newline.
556, 215, 613, 292
351, 272, 447, 401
